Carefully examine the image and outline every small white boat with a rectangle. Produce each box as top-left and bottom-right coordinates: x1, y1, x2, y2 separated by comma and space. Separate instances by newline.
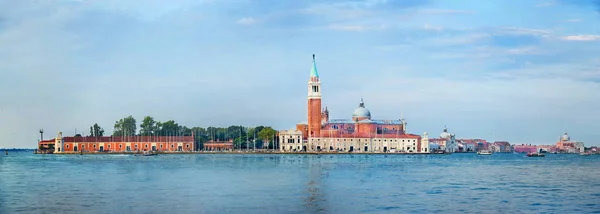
139, 151, 157, 156
580, 152, 591, 156
477, 150, 492, 155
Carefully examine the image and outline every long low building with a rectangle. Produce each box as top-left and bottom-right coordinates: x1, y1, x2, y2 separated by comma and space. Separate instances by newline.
38, 132, 195, 153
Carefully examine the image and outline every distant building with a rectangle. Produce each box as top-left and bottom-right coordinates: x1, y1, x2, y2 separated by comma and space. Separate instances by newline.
38, 132, 195, 153
459, 142, 477, 152
491, 141, 512, 153
277, 55, 429, 153
555, 132, 585, 153
203, 140, 234, 151
513, 144, 539, 153
429, 127, 458, 153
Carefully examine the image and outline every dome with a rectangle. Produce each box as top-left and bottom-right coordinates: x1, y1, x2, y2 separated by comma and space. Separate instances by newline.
352, 98, 371, 120
352, 108, 371, 118
440, 127, 451, 139
561, 132, 570, 141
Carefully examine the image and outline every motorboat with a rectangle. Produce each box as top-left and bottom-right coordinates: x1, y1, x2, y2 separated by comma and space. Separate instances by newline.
580, 152, 592, 156
527, 152, 545, 157
141, 151, 157, 156
477, 150, 492, 155
432, 149, 446, 154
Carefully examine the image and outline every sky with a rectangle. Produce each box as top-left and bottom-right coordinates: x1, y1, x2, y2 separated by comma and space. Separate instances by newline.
1, 0, 600, 148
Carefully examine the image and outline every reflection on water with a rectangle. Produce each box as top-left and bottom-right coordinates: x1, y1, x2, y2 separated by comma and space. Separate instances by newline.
1, 153, 599, 213
305, 157, 327, 213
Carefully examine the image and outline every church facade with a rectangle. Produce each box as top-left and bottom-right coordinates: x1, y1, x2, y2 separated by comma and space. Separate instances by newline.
279, 55, 429, 153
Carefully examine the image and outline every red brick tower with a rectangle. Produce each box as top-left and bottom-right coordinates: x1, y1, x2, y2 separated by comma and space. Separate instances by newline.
308, 54, 322, 138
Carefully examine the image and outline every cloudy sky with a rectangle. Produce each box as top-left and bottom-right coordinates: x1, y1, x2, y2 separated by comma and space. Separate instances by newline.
1, 0, 600, 148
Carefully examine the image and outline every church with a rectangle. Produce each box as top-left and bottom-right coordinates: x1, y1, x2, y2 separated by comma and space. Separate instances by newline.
278, 55, 430, 153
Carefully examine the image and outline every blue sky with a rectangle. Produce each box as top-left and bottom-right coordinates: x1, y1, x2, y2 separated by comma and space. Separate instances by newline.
1, 0, 600, 148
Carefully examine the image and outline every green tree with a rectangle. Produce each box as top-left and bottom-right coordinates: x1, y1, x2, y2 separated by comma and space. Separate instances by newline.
113, 115, 137, 136
139, 116, 158, 136
158, 120, 179, 136
258, 127, 277, 148
89, 123, 105, 137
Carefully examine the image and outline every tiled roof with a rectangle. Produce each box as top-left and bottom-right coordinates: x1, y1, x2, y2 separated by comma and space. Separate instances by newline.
38, 139, 55, 144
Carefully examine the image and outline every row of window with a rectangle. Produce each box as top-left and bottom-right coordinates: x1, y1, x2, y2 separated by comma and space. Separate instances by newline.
65, 144, 190, 150
313, 138, 417, 142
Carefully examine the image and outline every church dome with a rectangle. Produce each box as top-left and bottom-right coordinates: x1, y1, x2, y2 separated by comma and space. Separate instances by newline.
352, 98, 371, 120
561, 132, 570, 141
440, 127, 451, 139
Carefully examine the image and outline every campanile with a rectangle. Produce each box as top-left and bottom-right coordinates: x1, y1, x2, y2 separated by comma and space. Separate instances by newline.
307, 54, 322, 137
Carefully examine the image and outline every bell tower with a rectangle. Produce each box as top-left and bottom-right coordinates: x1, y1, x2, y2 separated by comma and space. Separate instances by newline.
308, 54, 322, 137
54, 132, 63, 153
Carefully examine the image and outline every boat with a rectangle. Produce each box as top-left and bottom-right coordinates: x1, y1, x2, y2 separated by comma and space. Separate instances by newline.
580, 152, 592, 156
5, 150, 7, 155
477, 150, 492, 155
527, 152, 545, 157
432, 149, 446, 154
142, 151, 157, 156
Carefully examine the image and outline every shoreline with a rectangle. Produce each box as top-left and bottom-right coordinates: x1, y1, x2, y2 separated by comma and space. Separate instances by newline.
40, 151, 453, 155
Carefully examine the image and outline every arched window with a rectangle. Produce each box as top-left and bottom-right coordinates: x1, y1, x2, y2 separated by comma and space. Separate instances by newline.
135, 145, 138, 148
66, 145, 69, 148
93, 144, 96, 148
186, 144, 190, 148
119, 144, 122, 148
108, 144, 111, 148
160, 144, 163, 148
145, 144, 148, 148
171, 144, 174, 148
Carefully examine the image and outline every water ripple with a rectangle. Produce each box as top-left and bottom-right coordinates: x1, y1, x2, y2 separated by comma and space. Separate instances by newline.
1, 153, 599, 213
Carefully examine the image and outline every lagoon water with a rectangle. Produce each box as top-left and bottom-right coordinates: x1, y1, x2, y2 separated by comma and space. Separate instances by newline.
1, 152, 599, 214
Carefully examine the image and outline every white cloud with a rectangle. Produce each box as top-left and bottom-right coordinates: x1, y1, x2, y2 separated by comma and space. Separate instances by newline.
327, 24, 365, 31
506, 46, 538, 55
495, 27, 551, 37
417, 9, 474, 15
326, 23, 387, 31
565, 18, 583, 22
422, 23, 443, 32
236, 17, 259, 25
560, 35, 600, 41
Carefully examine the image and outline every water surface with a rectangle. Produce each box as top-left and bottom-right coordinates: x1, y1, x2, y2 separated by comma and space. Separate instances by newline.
1, 152, 599, 213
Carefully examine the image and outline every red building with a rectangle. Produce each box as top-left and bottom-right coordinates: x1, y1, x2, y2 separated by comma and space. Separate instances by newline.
38, 132, 195, 153
203, 140, 234, 151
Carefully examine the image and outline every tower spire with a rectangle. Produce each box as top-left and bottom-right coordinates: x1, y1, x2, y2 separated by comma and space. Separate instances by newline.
310, 54, 319, 78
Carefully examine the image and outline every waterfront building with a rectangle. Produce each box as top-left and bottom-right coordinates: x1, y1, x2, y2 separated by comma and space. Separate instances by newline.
203, 140, 234, 151
429, 127, 458, 153
37, 132, 195, 153
279, 129, 303, 152
513, 144, 539, 153
278, 55, 429, 153
491, 141, 512, 153
555, 132, 585, 153
458, 142, 477, 152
